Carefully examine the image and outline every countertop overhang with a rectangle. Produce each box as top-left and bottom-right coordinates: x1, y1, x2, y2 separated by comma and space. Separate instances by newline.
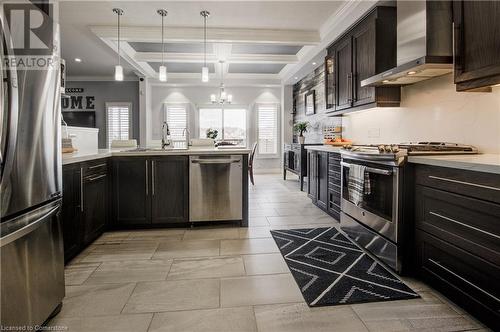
62, 147, 253, 165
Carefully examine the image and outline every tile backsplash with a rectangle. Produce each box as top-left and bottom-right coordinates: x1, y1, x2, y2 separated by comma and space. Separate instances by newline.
342, 74, 500, 153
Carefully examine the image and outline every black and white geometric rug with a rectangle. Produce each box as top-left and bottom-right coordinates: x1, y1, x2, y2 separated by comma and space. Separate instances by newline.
270, 227, 419, 306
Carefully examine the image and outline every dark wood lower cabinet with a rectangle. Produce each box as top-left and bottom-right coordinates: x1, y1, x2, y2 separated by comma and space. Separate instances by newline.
307, 150, 341, 220
112, 156, 189, 227
414, 164, 500, 330
151, 156, 189, 224
61, 158, 110, 263
61, 164, 82, 263
82, 171, 108, 244
113, 157, 150, 226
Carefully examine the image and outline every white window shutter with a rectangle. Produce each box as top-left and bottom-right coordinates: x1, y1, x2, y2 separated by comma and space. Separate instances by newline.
107, 104, 130, 148
165, 104, 188, 141
257, 104, 278, 154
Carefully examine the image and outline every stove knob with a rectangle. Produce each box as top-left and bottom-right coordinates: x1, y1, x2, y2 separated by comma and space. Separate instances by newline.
384, 145, 392, 153
392, 146, 399, 153
378, 145, 385, 153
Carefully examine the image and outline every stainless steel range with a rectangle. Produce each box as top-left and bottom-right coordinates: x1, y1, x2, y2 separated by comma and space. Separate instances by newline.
339, 142, 477, 273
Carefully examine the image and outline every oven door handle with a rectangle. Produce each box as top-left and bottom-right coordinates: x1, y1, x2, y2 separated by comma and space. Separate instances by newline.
341, 162, 392, 176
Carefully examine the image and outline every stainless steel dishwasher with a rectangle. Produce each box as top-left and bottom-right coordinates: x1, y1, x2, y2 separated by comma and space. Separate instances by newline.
189, 155, 243, 222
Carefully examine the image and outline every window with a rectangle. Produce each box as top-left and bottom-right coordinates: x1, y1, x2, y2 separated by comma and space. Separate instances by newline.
257, 104, 278, 155
164, 104, 188, 141
106, 102, 131, 148
199, 108, 246, 144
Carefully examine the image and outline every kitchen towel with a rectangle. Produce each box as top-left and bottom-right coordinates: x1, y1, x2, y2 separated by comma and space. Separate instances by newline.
348, 164, 370, 206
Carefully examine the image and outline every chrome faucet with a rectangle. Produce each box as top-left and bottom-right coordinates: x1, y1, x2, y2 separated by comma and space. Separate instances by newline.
182, 128, 191, 146
161, 121, 171, 149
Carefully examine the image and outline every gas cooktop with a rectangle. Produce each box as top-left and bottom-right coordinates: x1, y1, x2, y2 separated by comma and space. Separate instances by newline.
340, 142, 478, 165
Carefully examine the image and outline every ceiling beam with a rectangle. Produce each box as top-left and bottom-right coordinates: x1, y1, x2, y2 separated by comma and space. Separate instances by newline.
134, 52, 298, 64
90, 25, 320, 45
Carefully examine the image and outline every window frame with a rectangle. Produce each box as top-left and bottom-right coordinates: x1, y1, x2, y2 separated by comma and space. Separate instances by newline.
256, 103, 280, 158
198, 104, 248, 144
163, 102, 189, 142
105, 102, 132, 148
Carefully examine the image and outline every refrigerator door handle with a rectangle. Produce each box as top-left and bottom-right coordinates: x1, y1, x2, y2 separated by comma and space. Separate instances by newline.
0, 17, 19, 187
0, 205, 59, 247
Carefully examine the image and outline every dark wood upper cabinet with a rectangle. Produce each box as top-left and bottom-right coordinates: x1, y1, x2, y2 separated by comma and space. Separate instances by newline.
325, 6, 400, 115
151, 156, 189, 224
113, 157, 150, 226
334, 36, 353, 112
453, 1, 500, 91
324, 53, 335, 110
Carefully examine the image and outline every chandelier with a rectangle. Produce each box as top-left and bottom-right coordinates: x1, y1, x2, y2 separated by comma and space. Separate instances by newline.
210, 61, 232, 104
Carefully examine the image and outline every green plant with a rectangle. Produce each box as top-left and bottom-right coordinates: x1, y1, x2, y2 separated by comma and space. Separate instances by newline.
294, 122, 309, 136
206, 128, 218, 139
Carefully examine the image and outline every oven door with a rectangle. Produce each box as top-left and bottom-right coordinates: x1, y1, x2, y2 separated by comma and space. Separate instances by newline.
340, 158, 400, 243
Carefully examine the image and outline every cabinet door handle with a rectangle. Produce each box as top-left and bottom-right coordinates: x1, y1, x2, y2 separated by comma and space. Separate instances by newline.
88, 163, 106, 170
152, 160, 155, 196
145, 160, 149, 196
80, 167, 84, 212
346, 73, 351, 103
428, 258, 500, 303
86, 174, 106, 182
429, 211, 500, 240
428, 175, 500, 192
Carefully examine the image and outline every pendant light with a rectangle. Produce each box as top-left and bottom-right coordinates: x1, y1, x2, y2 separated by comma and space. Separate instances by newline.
211, 61, 232, 104
113, 8, 124, 81
200, 10, 210, 83
157, 9, 168, 82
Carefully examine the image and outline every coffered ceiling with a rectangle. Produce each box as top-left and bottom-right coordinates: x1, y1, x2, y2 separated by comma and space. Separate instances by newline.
59, 1, 349, 85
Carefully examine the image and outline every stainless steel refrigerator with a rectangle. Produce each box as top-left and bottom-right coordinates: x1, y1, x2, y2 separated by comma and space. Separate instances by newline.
1, 3, 65, 328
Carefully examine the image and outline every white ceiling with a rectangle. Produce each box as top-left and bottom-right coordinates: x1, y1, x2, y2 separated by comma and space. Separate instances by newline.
59, 1, 348, 83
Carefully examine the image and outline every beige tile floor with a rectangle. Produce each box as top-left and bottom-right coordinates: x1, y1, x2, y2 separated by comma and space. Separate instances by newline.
50, 174, 489, 332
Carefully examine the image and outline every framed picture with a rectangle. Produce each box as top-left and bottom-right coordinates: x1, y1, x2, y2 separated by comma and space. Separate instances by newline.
305, 90, 315, 115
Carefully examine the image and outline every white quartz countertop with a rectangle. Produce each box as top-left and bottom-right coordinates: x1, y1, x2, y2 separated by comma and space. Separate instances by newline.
304, 145, 343, 153
408, 154, 500, 175
62, 146, 252, 165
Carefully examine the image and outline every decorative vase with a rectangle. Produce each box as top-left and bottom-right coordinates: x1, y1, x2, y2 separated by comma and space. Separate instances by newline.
298, 136, 305, 144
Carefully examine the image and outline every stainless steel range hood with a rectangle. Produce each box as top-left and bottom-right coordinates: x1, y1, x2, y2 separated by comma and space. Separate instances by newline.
362, 1, 453, 87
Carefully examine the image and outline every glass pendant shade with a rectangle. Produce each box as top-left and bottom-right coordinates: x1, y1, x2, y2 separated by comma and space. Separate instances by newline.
227, 94, 233, 103
159, 65, 167, 82
114, 65, 123, 81
220, 90, 227, 101
210, 94, 216, 103
202, 66, 209, 82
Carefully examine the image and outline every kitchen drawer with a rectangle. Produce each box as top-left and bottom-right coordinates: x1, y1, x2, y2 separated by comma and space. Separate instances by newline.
328, 152, 341, 162
415, 164, 500, 204
415, 185, 500, 266
329, 164, 341, 173
82, 159, 108, 177
416, 231, 500, 330
329, 171, 341, 186
328, 189, 341, 207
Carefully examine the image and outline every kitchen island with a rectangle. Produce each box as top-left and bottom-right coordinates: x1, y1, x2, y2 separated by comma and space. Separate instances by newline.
61, 146, 251, 263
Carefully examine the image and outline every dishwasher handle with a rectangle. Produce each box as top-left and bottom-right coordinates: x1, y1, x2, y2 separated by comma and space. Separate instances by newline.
191, 158, 241, 164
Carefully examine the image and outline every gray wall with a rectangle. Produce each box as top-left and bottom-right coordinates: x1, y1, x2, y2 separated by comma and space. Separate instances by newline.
63, 81, 140, 148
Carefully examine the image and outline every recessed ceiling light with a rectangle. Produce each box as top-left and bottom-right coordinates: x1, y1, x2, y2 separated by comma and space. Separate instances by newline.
74, 58, 82, 62
382, 80, 390, 83
294, 77, 298, 80
312, 62, 317, 65
407, 71, 417, 75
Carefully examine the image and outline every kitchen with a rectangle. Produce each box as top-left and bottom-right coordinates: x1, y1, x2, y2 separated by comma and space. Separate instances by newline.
1, 1, 499, 331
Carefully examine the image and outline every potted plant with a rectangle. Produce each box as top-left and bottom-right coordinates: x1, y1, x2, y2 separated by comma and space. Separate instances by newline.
294, 121, 309, 144
206, 128, 218, 140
